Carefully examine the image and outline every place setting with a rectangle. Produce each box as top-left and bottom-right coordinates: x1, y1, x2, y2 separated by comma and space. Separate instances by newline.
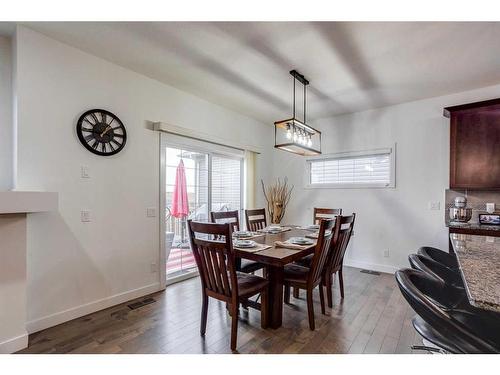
233, 239, 272, 253
232, 230, 265, 240
257, 224, 293, 234
274, 236, 316, 250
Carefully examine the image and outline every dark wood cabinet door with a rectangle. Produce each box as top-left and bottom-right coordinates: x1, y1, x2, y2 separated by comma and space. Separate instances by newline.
447, 99, 500, 190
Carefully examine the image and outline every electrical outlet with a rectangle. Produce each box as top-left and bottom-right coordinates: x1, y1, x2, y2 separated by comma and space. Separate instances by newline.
383, 249, 390, 258
428, 201, 440, 210
146, 207, 157, 217
150, 262, 158, 273
81, 210, 91, 222
81, 166, 90, 179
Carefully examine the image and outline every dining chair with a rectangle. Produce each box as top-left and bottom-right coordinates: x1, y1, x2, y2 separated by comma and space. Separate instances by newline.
187, 220, 268, 351
210, 210, 240, 233
313, 207, 342, 225
283, 218, 335, 330
245, 208, 267, 231
294, 214, 356, 307
211, 210, 264, 274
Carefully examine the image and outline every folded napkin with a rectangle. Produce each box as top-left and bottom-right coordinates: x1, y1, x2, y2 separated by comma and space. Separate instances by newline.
274, 241, 310, 250
234, 243, 272, 253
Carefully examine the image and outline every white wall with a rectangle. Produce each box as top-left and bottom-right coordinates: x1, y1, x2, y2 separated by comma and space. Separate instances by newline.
0, 36, 13, 191
14, 26, 273, 333
275, 83, 500, 273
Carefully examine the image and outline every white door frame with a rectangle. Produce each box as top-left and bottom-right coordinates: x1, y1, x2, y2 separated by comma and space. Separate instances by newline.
159, 132, 245, 288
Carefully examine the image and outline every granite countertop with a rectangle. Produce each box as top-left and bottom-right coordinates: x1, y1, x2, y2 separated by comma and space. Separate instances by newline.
446, 221, 500, 232
450, 233, 500, 313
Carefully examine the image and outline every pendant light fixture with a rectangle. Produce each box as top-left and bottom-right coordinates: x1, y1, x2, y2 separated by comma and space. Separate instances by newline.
274, 70, 321, 156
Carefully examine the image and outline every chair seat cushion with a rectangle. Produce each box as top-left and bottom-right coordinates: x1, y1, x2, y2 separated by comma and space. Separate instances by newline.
294, 254, 313, 268
283, 264, 310, 284
240, 259, 265, 273
236, 272, 268, 297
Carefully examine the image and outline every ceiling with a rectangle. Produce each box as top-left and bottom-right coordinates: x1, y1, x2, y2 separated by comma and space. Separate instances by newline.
9, 22, 500, 123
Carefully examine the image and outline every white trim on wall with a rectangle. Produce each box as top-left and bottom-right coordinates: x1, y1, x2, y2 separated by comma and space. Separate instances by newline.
0, 333, 28, 354
343, 260, 398, 275
26, 282, 161, 334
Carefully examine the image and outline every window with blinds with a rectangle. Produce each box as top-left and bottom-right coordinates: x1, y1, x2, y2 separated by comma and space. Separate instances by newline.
211, 155, 242, 212
308, 148, 395, 188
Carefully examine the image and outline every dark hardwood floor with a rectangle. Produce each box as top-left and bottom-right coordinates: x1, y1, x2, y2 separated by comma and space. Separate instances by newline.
17, 267, 424, 354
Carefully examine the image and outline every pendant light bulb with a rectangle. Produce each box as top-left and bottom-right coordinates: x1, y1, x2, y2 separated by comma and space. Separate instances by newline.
293, 130, 298, 142
286, 125, 292, 140
307, 137, 312, 147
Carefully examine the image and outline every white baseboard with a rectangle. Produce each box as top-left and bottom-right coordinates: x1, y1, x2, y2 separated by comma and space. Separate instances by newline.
26, 282, 162, 334
0, 332, 28, 354
344, 259, 399, 274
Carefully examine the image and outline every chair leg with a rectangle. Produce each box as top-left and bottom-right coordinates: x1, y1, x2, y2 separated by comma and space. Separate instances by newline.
306, 289, 315, 330
339, 268, 345, 299
284, 285, 290, 304
200, 294, 209, 336
293, 287, 299, 298
326, 274, 333, 308
319, 284, 326, 315
260, 289, 268, 329
230, 303, 239, 351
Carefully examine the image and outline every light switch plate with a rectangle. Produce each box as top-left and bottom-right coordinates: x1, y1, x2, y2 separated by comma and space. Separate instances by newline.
146, 207, 156, 217
428, 201, 440, 210
81, 210, 91, 222
81, 166, 90, 179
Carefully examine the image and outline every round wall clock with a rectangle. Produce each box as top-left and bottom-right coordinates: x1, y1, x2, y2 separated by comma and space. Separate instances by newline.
76, 109, 127, 156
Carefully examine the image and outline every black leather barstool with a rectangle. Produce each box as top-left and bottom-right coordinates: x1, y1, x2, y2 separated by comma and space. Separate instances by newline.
408, 253, 465, 289
417, 246, 459, 270
411, 316, 463, 353
395, 268, 500, 353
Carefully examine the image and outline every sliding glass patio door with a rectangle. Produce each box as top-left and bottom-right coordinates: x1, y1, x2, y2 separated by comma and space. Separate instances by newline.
160, 134, 243, 284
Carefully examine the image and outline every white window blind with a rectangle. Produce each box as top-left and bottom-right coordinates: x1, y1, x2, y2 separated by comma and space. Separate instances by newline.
308, 148, 395, 188
211, 155, 242, 212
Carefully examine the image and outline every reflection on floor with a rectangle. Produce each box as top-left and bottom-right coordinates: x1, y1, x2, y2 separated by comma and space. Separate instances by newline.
17, 267, 424, 354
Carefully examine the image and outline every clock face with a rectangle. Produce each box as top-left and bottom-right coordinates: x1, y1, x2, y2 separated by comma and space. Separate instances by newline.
76, 109, 127, 156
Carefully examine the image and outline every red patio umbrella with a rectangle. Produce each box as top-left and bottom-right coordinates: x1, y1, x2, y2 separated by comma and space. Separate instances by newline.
171, 159, 189, 218
171, 159, 189, 243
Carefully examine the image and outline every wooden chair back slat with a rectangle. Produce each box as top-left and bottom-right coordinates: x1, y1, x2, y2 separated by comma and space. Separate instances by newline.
188, 220, 237, 298
245, 208, 267, 231
211, 210, 240, 233
313, 208, 342, 225
326, 214, 356, 274
308, 218, 336, 286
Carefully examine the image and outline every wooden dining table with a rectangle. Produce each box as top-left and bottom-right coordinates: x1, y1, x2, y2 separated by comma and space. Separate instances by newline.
234, 227, 316, 329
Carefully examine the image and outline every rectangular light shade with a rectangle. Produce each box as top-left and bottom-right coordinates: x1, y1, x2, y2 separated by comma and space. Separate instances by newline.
274, 117, 321, 156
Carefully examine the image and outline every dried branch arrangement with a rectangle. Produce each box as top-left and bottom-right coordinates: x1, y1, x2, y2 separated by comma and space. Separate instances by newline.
261, 177, 294, 224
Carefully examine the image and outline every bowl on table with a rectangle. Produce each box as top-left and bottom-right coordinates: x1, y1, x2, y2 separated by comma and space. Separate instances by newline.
234, 239, 256, 248
288, 237, 314, 245
233, 231, 253, 239
267, 225, 282, 233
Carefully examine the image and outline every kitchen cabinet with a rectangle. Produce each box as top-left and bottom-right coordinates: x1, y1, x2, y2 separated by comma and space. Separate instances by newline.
444, 98, 500, 189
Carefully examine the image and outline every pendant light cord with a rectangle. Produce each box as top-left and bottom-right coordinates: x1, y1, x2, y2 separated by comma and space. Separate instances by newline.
303, 83, 306, 124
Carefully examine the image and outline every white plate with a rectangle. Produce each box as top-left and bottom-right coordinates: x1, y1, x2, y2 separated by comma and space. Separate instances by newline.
234, 240, 256, 248
289, 237, 314, 245
234, 231, 253, 238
